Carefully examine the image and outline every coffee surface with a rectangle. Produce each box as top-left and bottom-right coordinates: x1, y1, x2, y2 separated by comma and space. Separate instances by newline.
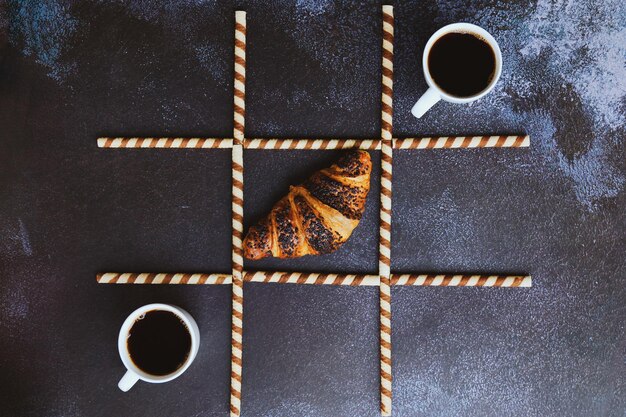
428, 32, 496, 98
127, 310, 191, 376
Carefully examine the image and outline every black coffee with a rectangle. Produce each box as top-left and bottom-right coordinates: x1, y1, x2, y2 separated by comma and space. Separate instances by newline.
127, 310, 191, 376
428, 32, 496, 98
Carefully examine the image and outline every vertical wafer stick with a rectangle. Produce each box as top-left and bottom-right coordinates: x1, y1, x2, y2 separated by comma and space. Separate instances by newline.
379, 5, 394, 416
233, 12, 246, 146
230, 10, 246, 417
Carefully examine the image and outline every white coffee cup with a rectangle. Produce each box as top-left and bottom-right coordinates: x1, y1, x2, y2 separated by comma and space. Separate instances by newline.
411, 23, 502, 118
117, 303, 200, 392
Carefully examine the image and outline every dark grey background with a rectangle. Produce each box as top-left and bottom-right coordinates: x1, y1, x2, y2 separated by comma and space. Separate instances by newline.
1, 1, 625, 416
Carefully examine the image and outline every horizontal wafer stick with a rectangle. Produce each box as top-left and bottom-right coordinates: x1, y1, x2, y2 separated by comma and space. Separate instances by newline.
97, 136, 530, 150
244, 271, 380, 285
391, 274, 531, 287
96, 272, 230, 284
97, 272, 531, 287
394, 135, 529, 149
97, 137, 233, 149
244, 138, 381, 150
245, 136, 528, 150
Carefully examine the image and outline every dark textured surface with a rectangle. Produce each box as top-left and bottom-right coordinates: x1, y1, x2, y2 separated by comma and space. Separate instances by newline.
1, 1, 625, 416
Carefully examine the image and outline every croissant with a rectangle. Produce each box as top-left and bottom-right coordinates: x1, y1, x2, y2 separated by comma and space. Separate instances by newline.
244, 150, 372, 260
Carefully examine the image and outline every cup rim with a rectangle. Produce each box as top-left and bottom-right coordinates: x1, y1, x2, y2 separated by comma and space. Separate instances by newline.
117, 303, 199, 383
422, 22, 502, 103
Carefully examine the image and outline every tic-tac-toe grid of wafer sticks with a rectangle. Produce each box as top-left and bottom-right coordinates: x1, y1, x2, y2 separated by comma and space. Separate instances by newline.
96, 7, 531, 416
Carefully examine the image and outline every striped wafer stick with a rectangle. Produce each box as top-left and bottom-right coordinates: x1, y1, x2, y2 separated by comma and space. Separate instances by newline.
379, 5, 394, 416
391, 274, 532, 287
244, 138, 381, 150
245, 272, 532, 287
97, 137, 232, 149
96, 272, 532, 288
243, 271, 380, 286
230, 10, 246, 417
233, 13, 246, 145
231, 145, 244, 417
394, 135, 529, 150
96, 272, 231, 284
96, 136, 531, 150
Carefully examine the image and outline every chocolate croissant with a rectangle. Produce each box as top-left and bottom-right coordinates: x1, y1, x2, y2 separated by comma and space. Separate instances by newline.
244, 150, 372, 260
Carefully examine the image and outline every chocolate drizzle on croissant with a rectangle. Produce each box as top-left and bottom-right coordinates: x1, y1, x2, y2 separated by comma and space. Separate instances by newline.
244, 151, 372, 260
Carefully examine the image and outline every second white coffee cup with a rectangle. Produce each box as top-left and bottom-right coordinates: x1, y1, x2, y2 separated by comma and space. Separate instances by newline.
117, 303, 200, 392
411, 23, 502, 118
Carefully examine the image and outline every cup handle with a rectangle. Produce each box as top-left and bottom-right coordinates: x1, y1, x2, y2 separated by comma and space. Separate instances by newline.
411, 87, 441, 118
118, 370, 139, 392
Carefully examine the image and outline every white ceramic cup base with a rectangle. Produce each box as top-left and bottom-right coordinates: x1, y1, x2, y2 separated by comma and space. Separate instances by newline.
411, 23, 502, 118
117, 303, 200, 392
